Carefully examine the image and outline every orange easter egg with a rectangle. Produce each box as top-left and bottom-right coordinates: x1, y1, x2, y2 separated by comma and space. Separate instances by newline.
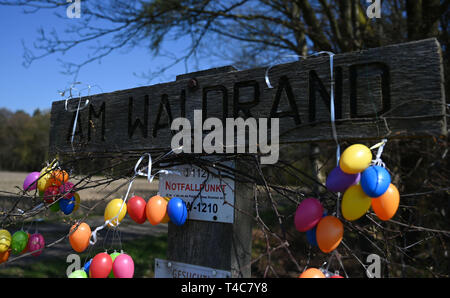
299, 268, 326, 278
69, 222, 91, 253
145, 195, 168, 225
371, 184, 400, 221
316, 216, 344, 253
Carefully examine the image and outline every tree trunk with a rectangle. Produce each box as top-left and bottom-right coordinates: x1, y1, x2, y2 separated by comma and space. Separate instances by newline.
406, 0, 423, 40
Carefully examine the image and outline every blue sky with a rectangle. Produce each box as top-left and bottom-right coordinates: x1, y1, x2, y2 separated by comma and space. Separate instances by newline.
0, 4, 218, 114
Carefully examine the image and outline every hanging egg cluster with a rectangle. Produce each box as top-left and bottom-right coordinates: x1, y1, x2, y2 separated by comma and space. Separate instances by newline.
294, 198, 344, 254
23, 167, 81, 216
125, 195, 187, 227
0, 228, 45, 264
68, 251, 135, 278
66, 195, 188, 279
329, 143, 400, 222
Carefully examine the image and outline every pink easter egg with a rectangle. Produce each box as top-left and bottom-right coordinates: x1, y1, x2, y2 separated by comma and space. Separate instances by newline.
27, 233, 45, 256
23, 172, 41, 191
294, 198, 324, 232
59, 182, 75, 199
112, 253, 134, 278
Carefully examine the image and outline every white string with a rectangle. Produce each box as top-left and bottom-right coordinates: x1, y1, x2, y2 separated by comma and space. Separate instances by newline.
89, 147, 183, 245
65, 83, 90, 147
370, 138, 388, 167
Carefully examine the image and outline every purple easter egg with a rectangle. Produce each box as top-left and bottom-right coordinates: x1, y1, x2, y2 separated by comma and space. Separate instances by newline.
326, 167, 360, 193
27, 233, 45, 256
23, 172, 41, 191
294, 198, 324, 232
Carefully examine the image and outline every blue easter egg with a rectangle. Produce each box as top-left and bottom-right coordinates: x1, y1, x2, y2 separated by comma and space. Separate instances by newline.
306, 227, 318, 246
167, 197, 187, 226
84, 258, 92, 274
306, 210, 328, 247
59, 196, 75, 215
360, 166, 391, 197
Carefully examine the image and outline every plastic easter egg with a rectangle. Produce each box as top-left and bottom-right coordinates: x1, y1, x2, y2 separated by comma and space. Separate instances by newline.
371, 184, 400, 221
294, 198, 323, 232
299, 268, 325, 278
316, 216, 343, 253
112, 253, 134, 278
104, 199, 127, 227
43, 185, 59, 204
23, 172, 40, 191
90, 252, 112, 278
161, 197, 171, 223
146, 195, 168, 225
167, 197, 188, 226
73, 193, 81, 212
0, 249, 10, 264
0, 229, 12, 253
326, 167, 360, 193
109, 251, 121, 278
361, 166, 391, 197
339, 144, 372, 174
306, 211, 328, 246
11, 231, 28, 254
28, 233, 45, 256
341, 185, 371, 221
49, 202, 60, 212
59, 182, 75, 200
127, 196, 147, 224
20, 233, 30, 254
330, 274, 344, 278
69, 269, 88, 278
37, 166, 53, 192
83, 258, 93, 275
69, 222, 91, 253
48, 169, 69, 187
59, 197, 76, 215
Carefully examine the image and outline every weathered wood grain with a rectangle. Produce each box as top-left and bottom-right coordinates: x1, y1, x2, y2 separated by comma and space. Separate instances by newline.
49, 38, 446, 155
167, 65, 253, 277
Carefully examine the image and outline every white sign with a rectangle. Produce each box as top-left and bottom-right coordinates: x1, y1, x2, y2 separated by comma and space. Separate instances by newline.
159, 161, 235, 223
155, 258, 231, 278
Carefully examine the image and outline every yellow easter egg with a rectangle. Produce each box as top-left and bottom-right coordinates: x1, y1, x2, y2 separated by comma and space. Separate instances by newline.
73, 192, 81, 212
104, 199, 127, 227
341, 185, 371, 221
339, 144, 372, 174
37, 166, 54, 192
0, 229, 12, 253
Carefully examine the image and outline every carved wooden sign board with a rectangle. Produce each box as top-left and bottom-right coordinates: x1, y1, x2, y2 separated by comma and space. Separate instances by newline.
49, 38, 446, 155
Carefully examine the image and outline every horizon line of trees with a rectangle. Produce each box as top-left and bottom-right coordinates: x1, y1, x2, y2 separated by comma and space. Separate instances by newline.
0, 107, 51, 172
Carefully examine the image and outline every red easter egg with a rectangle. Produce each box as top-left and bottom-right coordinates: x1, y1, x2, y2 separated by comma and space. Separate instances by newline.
127, 196, 147, 224
90, 252, 112, 278
43, 186, 59, 204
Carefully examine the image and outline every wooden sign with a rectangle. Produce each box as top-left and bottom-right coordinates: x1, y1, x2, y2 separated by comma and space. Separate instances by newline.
155, 258, 231, 278
159, 161, 235, 224
49, 38, 446, 155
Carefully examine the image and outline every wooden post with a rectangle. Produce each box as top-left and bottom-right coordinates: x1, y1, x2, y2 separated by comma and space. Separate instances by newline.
167, 67, 253, 277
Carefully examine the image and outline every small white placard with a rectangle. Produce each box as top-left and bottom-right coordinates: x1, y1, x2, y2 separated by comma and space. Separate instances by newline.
155, 258, 231, 278
159, 161, 235, 224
